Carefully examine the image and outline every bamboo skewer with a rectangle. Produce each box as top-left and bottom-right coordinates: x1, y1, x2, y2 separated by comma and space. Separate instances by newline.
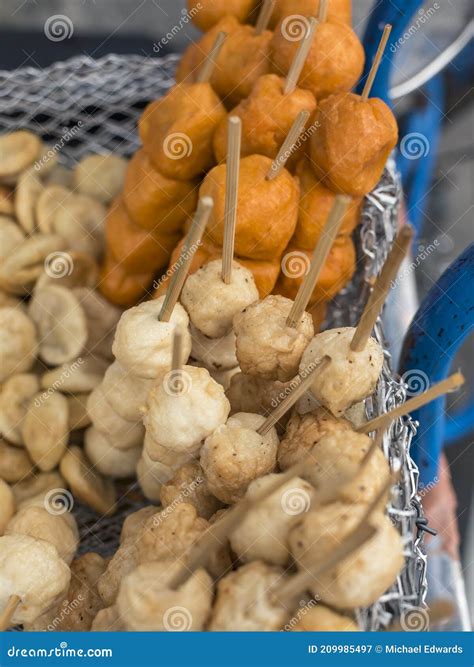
255, 0, 275, 35
358, 372, 465, 434
222, 116, 242, 284
350, 225, 413, 352
286, 195, 351, 327
0, 594, 20, 631
257, 356, 331, 436
284, 17, 317, 95
197, 31, 227, 83
317, 0, 329, 22
159, 196, 213, 322
361, 24, 392, 102
266, 109, 310, 180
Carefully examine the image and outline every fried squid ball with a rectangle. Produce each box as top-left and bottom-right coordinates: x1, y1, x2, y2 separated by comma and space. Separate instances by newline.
86, 386, 145, 449
289, 504, 404, 609
120, 506, 158, 544
208, 561, 288, 631
289, 604, 359, 632
200, 412, 278, 504
177, 17, 272, 108
305, 431, 390, 506
213, 74, 317, 164
230, 473, 316, 565
188, 0, 258, 31
182, 259, 259, 338
97, 538, 141, 606
6, 504, 79, 565
190, 325, 238, 372
91, 605, 125, 632
117, 561, 213, 631
226, 372, 292, 420
101, 361, 153, 422
0, 480, 14, 535
269, 0, 352, 28
160, 461, 222, 520
278, 407, 353, 470
234, 295, 314, 382
137, 503, 209, 565
0, 534, 70, 625
112, 297, 192, 379
0, 438, 33, 483
139, 82, 226, 181
299, 327, 383, 417
136, 449, 176, 502
270, 20, 364, 101
310, 92, 398, 195
0, 307, 37, 383
144, 365, 230, 453
0, 373, 39, 445
201, 154, 299, 261
84, 428, 142, 479
293, 158, 361, 249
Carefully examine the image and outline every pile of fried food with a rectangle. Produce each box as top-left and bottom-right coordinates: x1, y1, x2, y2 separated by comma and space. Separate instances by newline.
0, 0, 454, 635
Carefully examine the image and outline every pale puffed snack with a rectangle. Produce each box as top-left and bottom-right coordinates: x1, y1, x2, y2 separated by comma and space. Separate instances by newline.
51, 193, 107, 258
91, 605, 124, 632
67, 393, 92, 431
117, 561, 213, 632
0, 439, 33, 483
136, 449, 176, 502
289, 504, 404, 609
0, 307, 38, 382
160, 461, 222, 520
226, 372, 292, 421
21, 391, 69, 471
143, 431, 192, 467
35, 250, 99, 292
0, 216, 25, 292
200, 412, 278, 504
0, 479, 15, 536
112, 297, 192, 379
97, 539, 141, 607
208, 561, 289, 631
0, 534, 70, 625
144, 365, 230, 453
6, 505, 79, 565
35, 185, 70, 234
100, 361, 153, 422
59, 446, 117, 516
299, 327, 384, 417
0, 131, 42, 183
73, 154, 128, 204
84, 427, 142, 479
12, 471, 65, 507
181, 259, 259, 338
28, 284, 88, 365
0, 373, 39, 445
289, 604, 359, 632
72, 288, 122, 361
15, 169, 43, 233
0, 233, 67, 293
190, 324, 238, 372
234, 295, 314, 382
120, 506, 158, 544
230, 473, 316, 566
41, 355, 109, 394
86, 385, 145, 449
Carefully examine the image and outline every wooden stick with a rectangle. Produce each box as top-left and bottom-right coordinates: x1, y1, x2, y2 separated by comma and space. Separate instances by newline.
386, 599, 455, 632
0, 594, 20, 631
257, 357, 331, 436
284, 17, 317, 95
317, 0, 329, 22
266, 110, 310, 180
197, 31, 227, 83
159, 196, 213, 322
361, 24, 392, 101
358, 372, 465, 434
171, 328, 183, 372
286, 195, 351, 327
255, 0, 275, 35
222, 116, 242, 284
350, 225, 413, 351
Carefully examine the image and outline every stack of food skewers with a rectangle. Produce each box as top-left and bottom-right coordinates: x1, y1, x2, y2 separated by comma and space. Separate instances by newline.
0, 0, 461, 633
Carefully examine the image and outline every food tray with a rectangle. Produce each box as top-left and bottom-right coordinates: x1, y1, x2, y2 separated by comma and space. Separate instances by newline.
0, 53, 427, 631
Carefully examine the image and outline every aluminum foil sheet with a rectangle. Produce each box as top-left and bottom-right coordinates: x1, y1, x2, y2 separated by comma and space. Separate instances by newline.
0, 53, 427, 631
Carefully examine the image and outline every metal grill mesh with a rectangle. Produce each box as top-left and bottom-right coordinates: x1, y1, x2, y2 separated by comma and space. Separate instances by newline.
0, 54, 426, 630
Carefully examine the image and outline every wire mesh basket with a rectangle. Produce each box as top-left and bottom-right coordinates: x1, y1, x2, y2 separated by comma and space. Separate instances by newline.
0, 53, 427, 631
